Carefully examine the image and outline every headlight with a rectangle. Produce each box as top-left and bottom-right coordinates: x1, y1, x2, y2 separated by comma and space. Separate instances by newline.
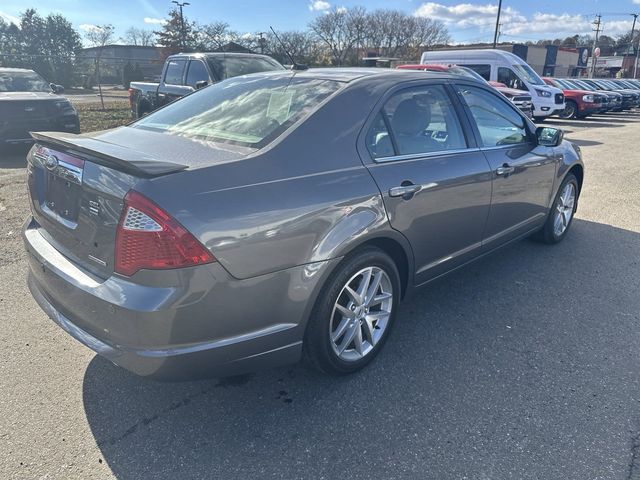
535, 89, 552, 98
582, 94, 594, 103
54, 100, 76, 112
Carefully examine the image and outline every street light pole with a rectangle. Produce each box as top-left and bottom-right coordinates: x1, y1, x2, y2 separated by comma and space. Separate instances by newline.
172, 1, 190, 51
631, 13, 639, 78
492, 0, 503, 48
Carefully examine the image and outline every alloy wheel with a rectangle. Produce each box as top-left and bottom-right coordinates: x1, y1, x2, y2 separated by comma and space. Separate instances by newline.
554, 182, 576, 237
329, 266, 393, 362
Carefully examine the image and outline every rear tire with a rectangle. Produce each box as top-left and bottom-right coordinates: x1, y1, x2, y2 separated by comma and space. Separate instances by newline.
532, 173, 579, 244
303, 247, 401, 375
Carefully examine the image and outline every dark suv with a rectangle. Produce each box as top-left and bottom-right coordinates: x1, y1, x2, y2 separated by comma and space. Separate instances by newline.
0, 68, 79, 148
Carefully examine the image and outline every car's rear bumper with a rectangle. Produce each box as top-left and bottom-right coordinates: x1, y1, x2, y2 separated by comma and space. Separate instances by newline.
23, 217, 336, 380
1, 114, 79, 145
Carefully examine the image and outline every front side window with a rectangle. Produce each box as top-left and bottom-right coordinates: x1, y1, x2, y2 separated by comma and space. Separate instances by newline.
163, 60, 186, 85
459, 84, 529, 147
134, 76, 341, 148
497, 67, 527, 90
185, 60, 209, 88
368, 84, 466, 158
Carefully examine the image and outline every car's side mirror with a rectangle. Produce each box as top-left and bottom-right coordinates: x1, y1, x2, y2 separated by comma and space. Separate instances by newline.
536, 126, 563, 147
195, 80, 208, 90
50, 83, 64, 94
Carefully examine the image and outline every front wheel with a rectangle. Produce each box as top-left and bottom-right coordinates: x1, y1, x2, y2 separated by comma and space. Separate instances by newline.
532, 173, 579, 244
558, 100, 577, 119
303, 247, 401, 374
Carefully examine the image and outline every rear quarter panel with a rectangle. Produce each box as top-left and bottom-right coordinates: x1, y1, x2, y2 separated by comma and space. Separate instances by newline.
136, 80, 408, 280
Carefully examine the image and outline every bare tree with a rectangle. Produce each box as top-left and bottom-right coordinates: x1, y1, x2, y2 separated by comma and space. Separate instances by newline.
264, 30, 324, 66
123, 27, 155, 46
200, 21, 235, 50
309, 7, 365, 66
84, 24, 115, 109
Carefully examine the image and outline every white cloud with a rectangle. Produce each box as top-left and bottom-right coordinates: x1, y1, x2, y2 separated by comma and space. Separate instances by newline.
414, 3, 525, 29
309, 0, 331, 12
415, 2, 634, 40
0, 11, 20, 26
79, 24, 102, 32
143, 17, 166, 25
634, 0, 640, 4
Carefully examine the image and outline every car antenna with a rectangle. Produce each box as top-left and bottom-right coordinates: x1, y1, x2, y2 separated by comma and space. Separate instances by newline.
269, 26, 308, 71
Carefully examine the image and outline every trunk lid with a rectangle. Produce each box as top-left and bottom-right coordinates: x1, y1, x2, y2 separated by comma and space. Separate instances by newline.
26, 129, 251, 279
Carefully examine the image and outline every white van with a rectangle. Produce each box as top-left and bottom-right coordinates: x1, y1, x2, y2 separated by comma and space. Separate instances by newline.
420, 49, 564, 120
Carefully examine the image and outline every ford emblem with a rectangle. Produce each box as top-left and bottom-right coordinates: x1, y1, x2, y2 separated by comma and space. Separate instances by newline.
45, 155, 59, 171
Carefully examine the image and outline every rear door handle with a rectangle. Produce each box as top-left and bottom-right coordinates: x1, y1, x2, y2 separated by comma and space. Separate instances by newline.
389, 184, 422, 198
496, 164, 515, 176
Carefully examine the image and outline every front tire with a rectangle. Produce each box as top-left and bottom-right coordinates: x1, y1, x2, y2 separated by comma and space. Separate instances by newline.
303, 247, 401, 374
558, 100, 577, 119
532, 173, 579, 244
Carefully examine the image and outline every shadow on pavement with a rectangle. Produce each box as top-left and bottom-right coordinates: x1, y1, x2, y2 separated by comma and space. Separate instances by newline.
82, 219, 640, 479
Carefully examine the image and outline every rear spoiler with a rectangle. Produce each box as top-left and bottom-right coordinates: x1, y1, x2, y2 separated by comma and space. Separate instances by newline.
30, 131, 188, 177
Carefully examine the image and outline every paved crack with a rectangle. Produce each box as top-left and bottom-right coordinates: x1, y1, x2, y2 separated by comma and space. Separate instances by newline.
96, 374, 253, 448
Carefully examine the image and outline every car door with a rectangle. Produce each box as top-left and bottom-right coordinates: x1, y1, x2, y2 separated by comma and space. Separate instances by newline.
360, 82, 493, 285
453, 82, 557, 249
158, 58, 190, 107
185, 59, 211, 90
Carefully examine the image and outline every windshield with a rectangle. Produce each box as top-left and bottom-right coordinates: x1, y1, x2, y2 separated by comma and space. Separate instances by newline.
0, 71, 51, 92
572, 79, 596, 91
134, 75, 342, 148
511, 64, 545, 86
207, 56, 285, 80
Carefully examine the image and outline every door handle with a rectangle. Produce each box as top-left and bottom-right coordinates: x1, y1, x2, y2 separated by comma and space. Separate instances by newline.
496, 164, 515, 176
389, 183, 422, 198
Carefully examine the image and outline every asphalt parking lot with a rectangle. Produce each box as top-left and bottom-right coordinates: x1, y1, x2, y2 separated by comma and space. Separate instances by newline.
1, 112, 639, 479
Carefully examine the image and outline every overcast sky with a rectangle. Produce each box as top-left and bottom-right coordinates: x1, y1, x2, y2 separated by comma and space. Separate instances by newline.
1, 0, 639, 44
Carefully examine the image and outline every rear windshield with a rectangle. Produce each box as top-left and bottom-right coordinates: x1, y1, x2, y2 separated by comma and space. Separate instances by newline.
207, 56, 285, 80
0, 71, 50, 92
134, 75, 342, 148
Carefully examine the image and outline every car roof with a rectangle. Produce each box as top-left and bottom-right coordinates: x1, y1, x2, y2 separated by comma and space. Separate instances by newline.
422, 48, 524, 63
248, 67, 463, 84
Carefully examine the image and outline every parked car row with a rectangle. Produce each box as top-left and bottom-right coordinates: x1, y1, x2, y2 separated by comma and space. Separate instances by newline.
543, 77, 640, 119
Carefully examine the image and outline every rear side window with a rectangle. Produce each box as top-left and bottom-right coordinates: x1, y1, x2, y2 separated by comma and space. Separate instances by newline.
458, 84, 529, 147
464, 64, 491, 81
164, 60, 186, 85
366, 84, 466, 159
185, 60, 209, 88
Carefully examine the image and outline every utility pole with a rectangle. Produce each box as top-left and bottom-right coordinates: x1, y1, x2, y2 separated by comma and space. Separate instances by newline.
631, 13, 639, 78
258, 32, 266, 54
172, 1, 190, 51
492, 0, 503, 48
589, 14, 602, 78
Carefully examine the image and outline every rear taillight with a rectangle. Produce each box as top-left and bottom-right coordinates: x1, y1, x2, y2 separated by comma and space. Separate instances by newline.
115, 190, 215, 276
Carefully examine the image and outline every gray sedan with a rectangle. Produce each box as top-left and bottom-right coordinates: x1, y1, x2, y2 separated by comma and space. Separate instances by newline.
23, 68, 583, 379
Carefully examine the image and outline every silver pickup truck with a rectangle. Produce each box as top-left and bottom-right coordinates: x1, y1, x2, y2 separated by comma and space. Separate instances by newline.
129, 52, 285, 118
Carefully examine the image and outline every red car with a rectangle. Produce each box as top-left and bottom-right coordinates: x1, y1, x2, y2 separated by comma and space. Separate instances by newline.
543, 77, 604, 119
397, 64, 533, 118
